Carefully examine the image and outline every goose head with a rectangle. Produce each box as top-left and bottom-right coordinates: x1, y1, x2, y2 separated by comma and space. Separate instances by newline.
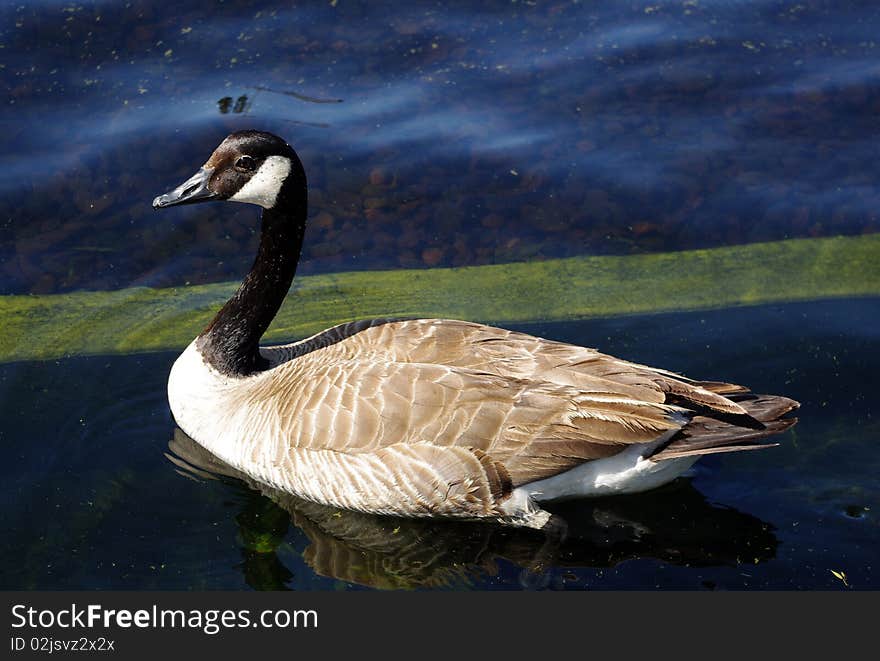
152, 130, 305, 211
152, 130, 309, 376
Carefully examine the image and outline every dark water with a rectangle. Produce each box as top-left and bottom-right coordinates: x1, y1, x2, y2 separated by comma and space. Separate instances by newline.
3, 0, 880, 294
1, 300, 877, 590
2, 0, 879, 590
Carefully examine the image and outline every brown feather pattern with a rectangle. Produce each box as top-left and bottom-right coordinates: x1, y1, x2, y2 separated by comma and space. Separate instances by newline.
171, 317, 798, 525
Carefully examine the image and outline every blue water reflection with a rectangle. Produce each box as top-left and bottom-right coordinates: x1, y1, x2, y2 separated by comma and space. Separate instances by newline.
2, 0, 879, 293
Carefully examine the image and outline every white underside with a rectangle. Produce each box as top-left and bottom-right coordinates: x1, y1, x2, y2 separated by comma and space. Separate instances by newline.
519, 433, 698, 503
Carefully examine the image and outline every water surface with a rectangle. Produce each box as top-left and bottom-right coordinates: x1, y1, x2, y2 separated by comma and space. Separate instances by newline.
1, 300, 876, 590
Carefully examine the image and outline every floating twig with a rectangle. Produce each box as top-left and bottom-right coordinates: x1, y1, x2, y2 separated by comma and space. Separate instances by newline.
252, 85, 343, 104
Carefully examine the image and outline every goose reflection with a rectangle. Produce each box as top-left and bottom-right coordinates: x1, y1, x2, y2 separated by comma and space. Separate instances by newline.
166, 428, 777, 590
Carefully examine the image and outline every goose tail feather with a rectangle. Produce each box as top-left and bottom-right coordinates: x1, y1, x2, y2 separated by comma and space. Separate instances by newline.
649, 394, 799, 462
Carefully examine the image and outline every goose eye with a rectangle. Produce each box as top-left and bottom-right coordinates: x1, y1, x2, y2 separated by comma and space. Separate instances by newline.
235, 155, 257, 172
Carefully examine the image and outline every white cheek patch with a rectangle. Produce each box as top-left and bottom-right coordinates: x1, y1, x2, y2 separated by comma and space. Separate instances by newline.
229, 155, 292, 208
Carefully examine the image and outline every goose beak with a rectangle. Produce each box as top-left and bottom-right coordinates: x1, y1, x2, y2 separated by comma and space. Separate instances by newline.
153, 167, 218, 209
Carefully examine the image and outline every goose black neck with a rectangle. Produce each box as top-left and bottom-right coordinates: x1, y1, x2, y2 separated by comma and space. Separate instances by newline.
197, 171, 307, 376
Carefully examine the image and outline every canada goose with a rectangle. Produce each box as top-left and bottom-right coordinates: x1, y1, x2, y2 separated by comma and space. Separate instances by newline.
153, 130, 799, 530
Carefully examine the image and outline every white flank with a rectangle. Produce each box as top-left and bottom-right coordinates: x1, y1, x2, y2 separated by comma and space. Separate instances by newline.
229, 155, 292, 208
519, 431, 699, 502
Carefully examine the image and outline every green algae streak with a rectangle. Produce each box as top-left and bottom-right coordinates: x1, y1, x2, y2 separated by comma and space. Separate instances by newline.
2, 234, 878, 364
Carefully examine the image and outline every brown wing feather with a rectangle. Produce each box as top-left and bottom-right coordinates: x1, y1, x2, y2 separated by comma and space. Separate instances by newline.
246, 353, 690, 487
264, 319, 752, 416
260, 318, 796, 487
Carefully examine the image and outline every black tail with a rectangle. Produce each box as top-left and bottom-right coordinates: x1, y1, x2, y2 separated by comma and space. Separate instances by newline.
650, 394, 799, 461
